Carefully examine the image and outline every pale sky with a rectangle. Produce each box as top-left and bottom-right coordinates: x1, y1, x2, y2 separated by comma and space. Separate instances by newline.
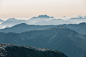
0, 0, 86, 20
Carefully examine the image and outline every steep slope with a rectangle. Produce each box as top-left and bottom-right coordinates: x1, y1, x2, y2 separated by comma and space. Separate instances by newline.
0, 26, 86, 57
0, 44, 67, 57
0, 23, 57, 33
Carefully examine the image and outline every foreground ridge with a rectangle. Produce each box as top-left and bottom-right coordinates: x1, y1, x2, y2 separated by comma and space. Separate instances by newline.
0, 43, 67, 57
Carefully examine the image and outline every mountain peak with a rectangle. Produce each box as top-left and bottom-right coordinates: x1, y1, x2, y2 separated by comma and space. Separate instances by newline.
19, 23, 27, 25
7, 18, 17, 21
11, 23, 28, 28
14, 23, 28, 26
32, 15, 54, 18
0, 19, 4, 22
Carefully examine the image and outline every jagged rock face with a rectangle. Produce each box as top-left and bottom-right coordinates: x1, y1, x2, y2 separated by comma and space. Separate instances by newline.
0, 44, 67, 57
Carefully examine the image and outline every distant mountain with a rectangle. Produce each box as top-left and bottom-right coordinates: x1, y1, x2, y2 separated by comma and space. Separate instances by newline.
0, 15, 54, 28
35, 15, 86, 25
0, 19, 4, 22
0, 26, 86, 57
0, 44, 67, 57
1, 22, 86, 35
0, 18, 27, 27
70, 15, 86, 19
0, 15, 86, 29
32, 15, 54, 18
84, 16, 86, 18
63, 22, 86, 35
0, 23, 57, 33
30, 15, 86, 25
35, 19, 71, 25
27, 15, 54, 24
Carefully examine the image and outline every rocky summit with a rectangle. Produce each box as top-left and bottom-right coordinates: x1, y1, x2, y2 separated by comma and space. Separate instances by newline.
0, 43, 67, 57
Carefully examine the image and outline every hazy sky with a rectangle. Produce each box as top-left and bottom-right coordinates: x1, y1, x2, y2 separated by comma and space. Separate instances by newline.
0, 0, 86, 20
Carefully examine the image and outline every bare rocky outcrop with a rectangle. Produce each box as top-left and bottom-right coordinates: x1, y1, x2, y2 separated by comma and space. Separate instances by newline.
0, 43, 67, 57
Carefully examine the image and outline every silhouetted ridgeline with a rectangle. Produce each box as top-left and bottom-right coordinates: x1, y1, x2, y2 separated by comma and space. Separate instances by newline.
0, 23, 57, 33
0, 43, 67, 57
1, 22, 86, 35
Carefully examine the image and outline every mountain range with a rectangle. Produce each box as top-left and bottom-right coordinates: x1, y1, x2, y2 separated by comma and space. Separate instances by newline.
0, 23, 57, 33
0, 26, 86, 57
63, 22, 86, 35
0, 43, 67, 57
0, 22, 86, 35
0, 15, 86, 57
0, 15, 86, 29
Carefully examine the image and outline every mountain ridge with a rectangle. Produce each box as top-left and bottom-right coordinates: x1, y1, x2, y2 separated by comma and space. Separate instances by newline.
0, 43, 67, 57
1, 22, 86, 35
0, 23, 57, 33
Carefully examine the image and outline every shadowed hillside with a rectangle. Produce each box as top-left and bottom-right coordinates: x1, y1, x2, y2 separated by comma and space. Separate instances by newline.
0, 43, 67, 57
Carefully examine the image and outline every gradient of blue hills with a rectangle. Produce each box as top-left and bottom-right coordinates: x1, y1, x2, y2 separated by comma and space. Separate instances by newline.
0, 15, 86, 29
0, 26, 86, 57
0, 22, 86, 35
